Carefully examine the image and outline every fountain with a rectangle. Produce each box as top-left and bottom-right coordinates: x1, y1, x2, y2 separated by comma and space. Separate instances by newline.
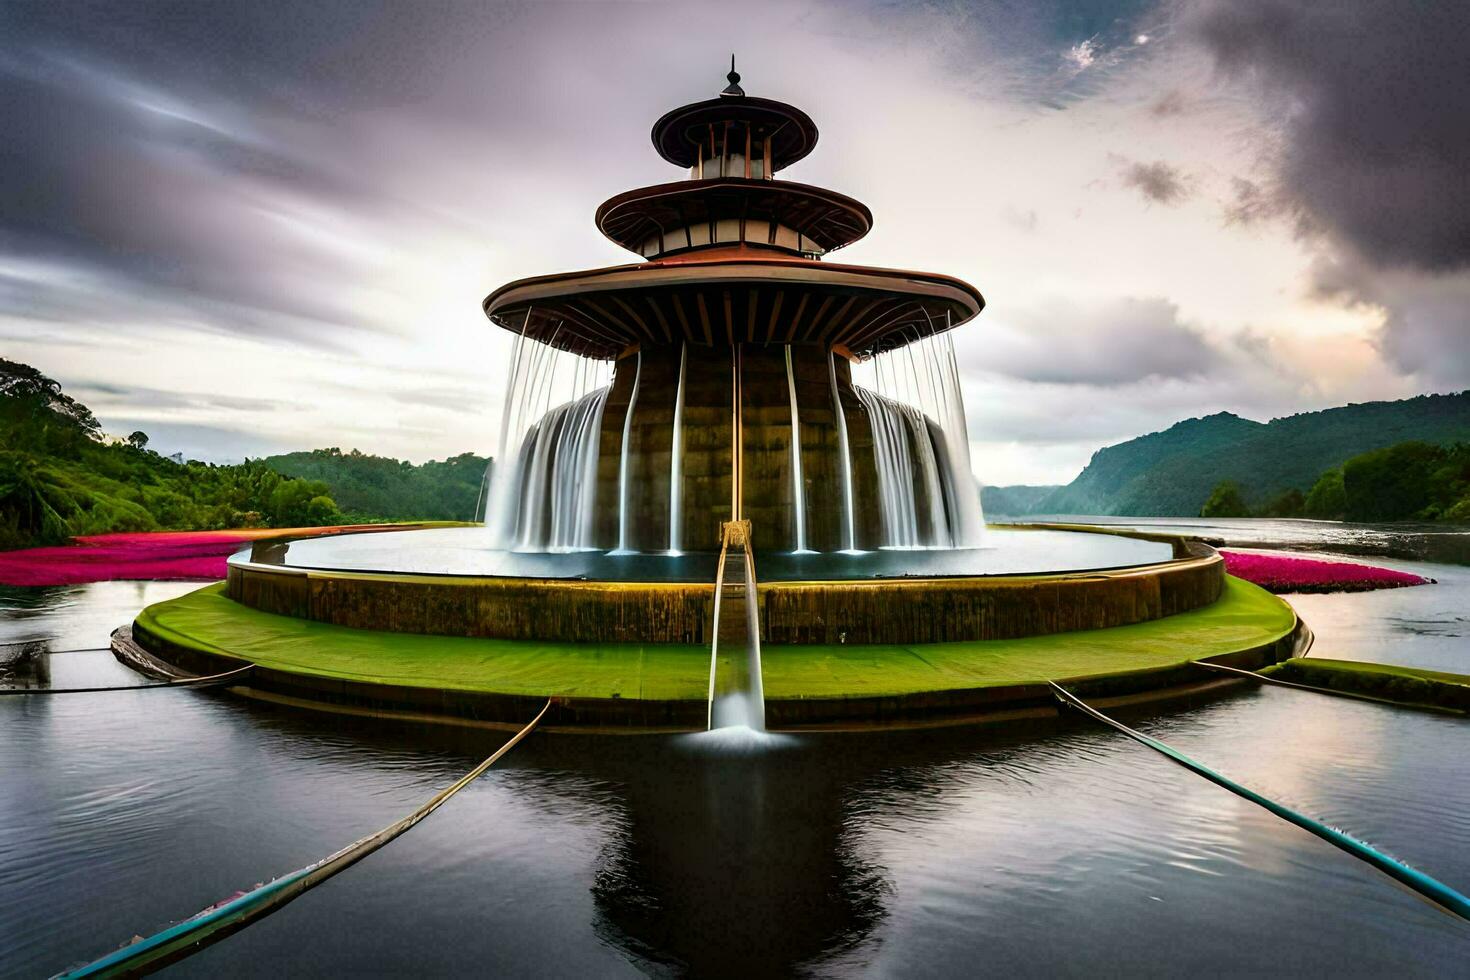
117, 65, 1308, 735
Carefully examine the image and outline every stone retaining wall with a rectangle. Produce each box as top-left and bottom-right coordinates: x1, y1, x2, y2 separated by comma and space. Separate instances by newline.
226, 537, 1223, 645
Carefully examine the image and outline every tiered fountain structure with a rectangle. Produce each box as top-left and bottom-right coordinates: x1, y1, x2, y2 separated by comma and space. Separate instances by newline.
481, 61, 985, 556
119, 67, 1309, 734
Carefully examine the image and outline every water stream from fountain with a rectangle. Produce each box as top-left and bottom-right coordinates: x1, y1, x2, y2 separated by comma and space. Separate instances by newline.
485, 334, 982, 554
827, 353, 858, 552
852, 328, 985, 549
484, 333, 614, 551
614, 351, 642, 554
784, 345, 809, 553
668, 344, 686, 555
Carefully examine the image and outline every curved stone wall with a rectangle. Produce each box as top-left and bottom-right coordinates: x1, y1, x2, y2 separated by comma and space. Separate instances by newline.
225, 537, 1224, 645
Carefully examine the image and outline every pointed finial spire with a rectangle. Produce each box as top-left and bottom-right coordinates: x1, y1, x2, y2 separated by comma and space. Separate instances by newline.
720, 54, 744, 98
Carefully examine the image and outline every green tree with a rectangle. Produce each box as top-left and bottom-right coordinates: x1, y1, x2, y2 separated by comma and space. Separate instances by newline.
268, 480, 314, 526
0, 358, 101, 458
0, 452, 73, 546
1201, 480, 1251, 518
1304, 468, 1347, 518
1341, 442, 1444, 521
1444, 496, 1470, 523
127, 430, 150, 450
306, 494, 339, 524
1260, 488, 1305, 518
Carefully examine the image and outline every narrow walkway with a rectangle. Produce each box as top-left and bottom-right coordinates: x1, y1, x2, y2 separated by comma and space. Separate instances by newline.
59, 699, 552, 978
1050, 681, 1470, 920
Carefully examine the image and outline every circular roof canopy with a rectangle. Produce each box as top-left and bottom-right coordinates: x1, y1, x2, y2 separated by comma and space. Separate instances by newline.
483, 254, 983, 360
651, 96, 818, 173
595, 178, 873, 255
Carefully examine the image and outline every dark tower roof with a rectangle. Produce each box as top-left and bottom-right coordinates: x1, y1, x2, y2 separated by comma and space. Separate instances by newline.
595, 178, 873, 257
484, 64, 984, 358
651, 65, 818, 173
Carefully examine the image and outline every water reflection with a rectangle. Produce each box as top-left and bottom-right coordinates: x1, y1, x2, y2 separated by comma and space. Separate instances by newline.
574, 735, 891, 976
0, 641, 51, 688
4, 555, 1470, 975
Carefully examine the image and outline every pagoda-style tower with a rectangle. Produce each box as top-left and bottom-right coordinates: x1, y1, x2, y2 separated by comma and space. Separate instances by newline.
484, 63, 984, 553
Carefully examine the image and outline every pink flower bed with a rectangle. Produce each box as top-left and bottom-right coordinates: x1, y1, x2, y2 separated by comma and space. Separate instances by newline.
0, 526, 395, 587
1221, 549, 1431, 594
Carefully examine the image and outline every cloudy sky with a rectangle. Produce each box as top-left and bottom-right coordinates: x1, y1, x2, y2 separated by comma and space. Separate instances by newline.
3, 0, 1467, 485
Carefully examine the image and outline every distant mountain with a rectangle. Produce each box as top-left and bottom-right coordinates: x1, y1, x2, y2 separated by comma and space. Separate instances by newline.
982, 484, 1062, 516
263, 448, 489, 522
1037, 391, 1470, 516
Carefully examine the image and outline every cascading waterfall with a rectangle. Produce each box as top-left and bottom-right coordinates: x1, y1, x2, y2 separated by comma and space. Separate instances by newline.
614, 351, 642, 554
513, 387, 610, 551
855, 388, 950, 548
852, 327, 985, 549
667, 343, 686, 555
940, 325, 986, 545
827, 352, 858, 552
483, 328, 614, 552
484, 328, 980, 555
784, 345, 810, 553
473, 458, 493, 523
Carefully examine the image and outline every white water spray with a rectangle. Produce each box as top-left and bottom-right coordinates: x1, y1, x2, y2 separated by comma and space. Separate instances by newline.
614, 351, 642, 554
851, 324, 985, 549
513, 387, 610, 551
827, 352, 857, 552
784, 345, 810, 553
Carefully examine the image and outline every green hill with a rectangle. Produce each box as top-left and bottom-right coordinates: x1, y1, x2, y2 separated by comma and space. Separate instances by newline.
1039, 391, 1470, 516
263, 448, 488, 522
1, 358, 346, 548
0, 358, 489, 549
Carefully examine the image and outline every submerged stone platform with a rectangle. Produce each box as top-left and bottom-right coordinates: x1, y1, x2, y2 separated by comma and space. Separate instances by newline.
122, 564, 1304, 732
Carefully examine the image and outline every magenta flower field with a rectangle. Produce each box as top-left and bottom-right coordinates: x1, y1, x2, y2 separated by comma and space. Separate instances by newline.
0, 526, 403, 587
1221, 549, 1430, 594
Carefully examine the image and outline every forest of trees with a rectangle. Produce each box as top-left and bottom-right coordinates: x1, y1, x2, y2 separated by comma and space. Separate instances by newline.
1201, 441, 1470, 523
0, 359, 487, 550
263, 448, 487, 522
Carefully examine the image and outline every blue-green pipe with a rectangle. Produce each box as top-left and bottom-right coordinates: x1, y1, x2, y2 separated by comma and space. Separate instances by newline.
55, 699, 551, 978
1049, 681, 1470, 921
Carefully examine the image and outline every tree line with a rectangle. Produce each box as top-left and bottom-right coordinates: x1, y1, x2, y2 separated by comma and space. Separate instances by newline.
1201, 441, 1470, 523
0, 359, 486, 550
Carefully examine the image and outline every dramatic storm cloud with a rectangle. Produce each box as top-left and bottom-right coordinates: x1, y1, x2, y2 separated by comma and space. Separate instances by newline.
0, 0, 1464, 483
1186, 0, 1470, 387
1189, 0, 1470, 272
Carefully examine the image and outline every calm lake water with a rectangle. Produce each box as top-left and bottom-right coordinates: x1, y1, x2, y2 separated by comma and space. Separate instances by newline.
3, 521, 1469, 976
